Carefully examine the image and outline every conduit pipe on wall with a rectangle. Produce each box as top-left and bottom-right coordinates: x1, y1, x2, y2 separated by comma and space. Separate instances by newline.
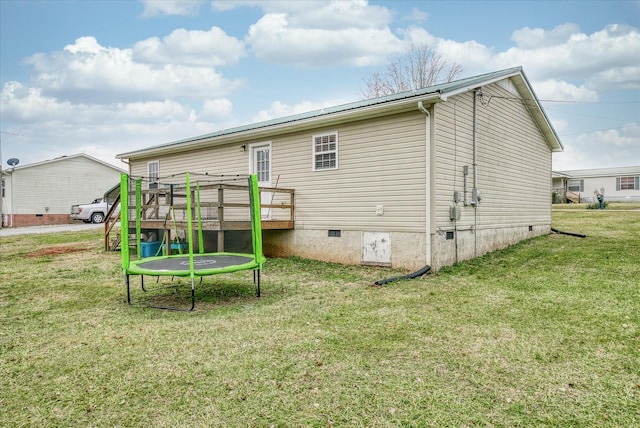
472, 88, 480, 205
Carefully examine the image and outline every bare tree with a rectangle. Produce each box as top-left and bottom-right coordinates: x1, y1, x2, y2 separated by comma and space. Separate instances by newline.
361, 44, 462, 99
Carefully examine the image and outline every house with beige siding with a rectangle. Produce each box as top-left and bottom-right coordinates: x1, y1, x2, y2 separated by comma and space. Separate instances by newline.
116, 67, 562, 271
552, 166, 640, 204
1, 153, 125, 227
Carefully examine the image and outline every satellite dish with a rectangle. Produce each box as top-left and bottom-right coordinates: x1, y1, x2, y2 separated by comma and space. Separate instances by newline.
7, 158, 19, 167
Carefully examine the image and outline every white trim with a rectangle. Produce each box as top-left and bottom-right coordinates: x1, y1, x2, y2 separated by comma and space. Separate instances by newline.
312, 131, 339, 171
249, 142, 272, 185
147, 160, 159, 189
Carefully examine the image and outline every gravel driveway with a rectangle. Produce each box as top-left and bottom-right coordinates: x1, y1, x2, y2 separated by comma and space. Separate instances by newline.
0, 223, 105, 237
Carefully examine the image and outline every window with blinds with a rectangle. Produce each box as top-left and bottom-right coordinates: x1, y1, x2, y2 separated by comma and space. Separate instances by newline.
567, 179, 583, 192
617, 176, 639, 191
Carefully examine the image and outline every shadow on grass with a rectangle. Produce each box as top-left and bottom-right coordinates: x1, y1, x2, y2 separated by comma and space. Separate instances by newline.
125, 272, 265, 311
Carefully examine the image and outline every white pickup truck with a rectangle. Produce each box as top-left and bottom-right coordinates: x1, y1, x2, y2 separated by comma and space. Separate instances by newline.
70, 198, 114, 224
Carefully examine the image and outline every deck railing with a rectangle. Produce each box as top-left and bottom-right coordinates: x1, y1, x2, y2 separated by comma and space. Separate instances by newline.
104, 182, 294, 251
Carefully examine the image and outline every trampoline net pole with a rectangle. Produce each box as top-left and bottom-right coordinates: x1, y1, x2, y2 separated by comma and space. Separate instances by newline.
196, 181, 204, 254
135, 179, 142, 260
185, 172, 195, 278
120, 173, 130, 271
249, 174, 265, 267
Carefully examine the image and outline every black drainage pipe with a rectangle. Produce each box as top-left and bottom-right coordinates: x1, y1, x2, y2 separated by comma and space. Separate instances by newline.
551, 227, 587, 238
374, 265, 431, 286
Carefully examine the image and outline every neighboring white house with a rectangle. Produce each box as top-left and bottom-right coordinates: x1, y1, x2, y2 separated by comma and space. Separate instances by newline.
116, 67, 562, 271
0, 153, 125, 227
553, 166, 640, 204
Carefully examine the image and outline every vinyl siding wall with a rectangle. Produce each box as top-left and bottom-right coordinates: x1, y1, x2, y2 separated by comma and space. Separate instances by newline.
2, 156, 123, 227
567, 176, 640, 202
129, 112, 429, 268
130, 113, 427, 231
127, 81, 555, 269
432, 81, 553, 268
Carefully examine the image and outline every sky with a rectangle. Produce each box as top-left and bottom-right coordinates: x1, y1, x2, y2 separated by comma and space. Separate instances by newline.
1, 0, 639, 172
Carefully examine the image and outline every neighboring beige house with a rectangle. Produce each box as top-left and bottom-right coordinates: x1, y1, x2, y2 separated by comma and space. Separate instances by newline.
116, 67, 562, 271
553, 166, 640, 204
1, 153, 125, 227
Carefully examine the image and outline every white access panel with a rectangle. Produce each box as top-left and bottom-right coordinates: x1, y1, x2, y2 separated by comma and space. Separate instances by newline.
362, 231, 391, 266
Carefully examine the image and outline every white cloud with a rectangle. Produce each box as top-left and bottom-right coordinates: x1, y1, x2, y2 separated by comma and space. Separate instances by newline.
213, 0, 389, 22
133, 27, 246, 67
399, 22, 640, 103
0, 81, 221, 167
402, 7, 428, 24
531, 79, 598, 102
588, 122, 640, 149
250, 98, 349, 123
213, 0, 399, 67
1, 81, 197, 124
496, 24, 640, 87
247, 13, 400, 67
554, 124, 640, 169
140, 0, 202, 17
201, 98, 234, 120
23, 37, 244, 102
512, 23, 581, 49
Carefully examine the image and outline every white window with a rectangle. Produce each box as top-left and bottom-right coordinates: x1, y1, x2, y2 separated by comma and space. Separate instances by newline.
567, 179, 583, 192
252, 145, 271, 183
313, 132, 338, 171
148, 161, 159, 189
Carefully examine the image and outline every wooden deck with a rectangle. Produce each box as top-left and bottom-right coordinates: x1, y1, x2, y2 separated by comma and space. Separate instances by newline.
105, 182, 294, 251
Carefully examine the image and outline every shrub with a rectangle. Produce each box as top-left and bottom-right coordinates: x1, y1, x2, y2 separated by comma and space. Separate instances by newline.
586, 200, 609, 209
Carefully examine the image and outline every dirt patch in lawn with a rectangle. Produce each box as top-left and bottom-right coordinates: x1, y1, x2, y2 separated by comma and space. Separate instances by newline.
27, 246, 91, 257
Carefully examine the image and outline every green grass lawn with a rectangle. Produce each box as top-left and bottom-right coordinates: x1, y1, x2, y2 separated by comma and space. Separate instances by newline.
1, 208, 638, 427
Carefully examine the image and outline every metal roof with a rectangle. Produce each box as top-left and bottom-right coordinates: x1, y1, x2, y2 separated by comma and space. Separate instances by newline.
117, 66, 562, 159
553, 166, 640, 178
1, 153, 126, 174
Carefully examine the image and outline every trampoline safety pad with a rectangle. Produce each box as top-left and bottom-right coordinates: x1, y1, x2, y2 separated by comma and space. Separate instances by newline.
128, 254, 257, 276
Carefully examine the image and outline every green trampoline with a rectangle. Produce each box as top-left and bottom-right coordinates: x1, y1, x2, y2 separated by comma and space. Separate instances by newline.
120, 172, 266, 311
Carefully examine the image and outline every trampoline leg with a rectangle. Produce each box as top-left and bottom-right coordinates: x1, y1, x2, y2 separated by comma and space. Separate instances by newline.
254, 269, 261, 297
141, 275, 147, 292
189, 277, 195, 311
126, 275, 132, 305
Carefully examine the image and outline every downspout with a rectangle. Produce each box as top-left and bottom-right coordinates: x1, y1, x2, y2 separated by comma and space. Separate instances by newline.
418, 100, 432, 269
374, 101, 432, 285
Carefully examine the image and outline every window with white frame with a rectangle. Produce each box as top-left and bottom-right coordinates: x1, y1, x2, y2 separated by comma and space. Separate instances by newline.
253, 145, 270, 183
313, 132, 338, 171
617, 176, 639, 191
148, 161, 159, 189
567, 179, 583, 192
1, 178, 4, 198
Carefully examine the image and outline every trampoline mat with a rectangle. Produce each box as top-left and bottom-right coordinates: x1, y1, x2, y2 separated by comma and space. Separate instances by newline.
135, 254, 254, 272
